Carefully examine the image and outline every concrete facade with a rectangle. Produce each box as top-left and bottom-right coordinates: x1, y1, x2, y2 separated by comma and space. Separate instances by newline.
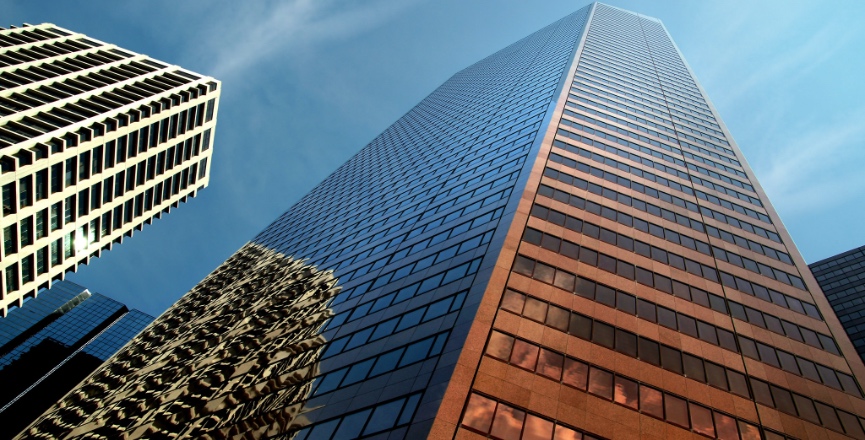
0, 23, 220, 315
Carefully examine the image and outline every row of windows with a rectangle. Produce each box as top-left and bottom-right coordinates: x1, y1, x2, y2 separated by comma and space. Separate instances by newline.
566, 97, 737, 168
2, 116, 210, 219
320, 164, 516, 268
0, 70, 205, 148
0, 59, 158, 118
461, 393, 601, 440
576, 69, 718, 130
573, 85, 726, 157
511, 254, 854, 396
3, 132, 208, 257
814, 259, 865, 283
313, 332, 449, 398
289, 392, 422, 440
552, 132, 759, 208
542, 162, 780, 243
326, 257, 482, 331
484, 329, 831, 440
582, 41, 708, 110
536, 182, 791, 267
0, 26, 68, 49
551, 135, 760, 223
532, 180, 800, 289
573, 82, 727, 154
324, 290, 466, 359
287, 138, 524, 265
810, 248, 865, 272
577, 54, 724, 138
576, 68, 716, 131
498, 289, 865, 436
2, 164, 204, 293
336, 216, 492, 289
0, 47, 131, 92
0, 37, 98, 68
335, 208, 503, 290
521, 221, 827, 348
557, 117, 753, 196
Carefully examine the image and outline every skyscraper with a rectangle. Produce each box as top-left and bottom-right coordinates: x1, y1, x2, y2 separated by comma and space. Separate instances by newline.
810, 245, 865, 364
0, 23, 220, 315
25, 3, 865, 439
0, 280, 154, 436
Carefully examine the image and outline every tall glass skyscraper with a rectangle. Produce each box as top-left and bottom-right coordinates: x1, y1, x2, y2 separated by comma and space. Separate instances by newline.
25, 3, 865, 439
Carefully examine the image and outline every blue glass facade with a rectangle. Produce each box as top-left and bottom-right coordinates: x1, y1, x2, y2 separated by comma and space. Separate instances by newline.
0, 281, 153, 436
250, 6, 593, 438
811, 246, 865, 362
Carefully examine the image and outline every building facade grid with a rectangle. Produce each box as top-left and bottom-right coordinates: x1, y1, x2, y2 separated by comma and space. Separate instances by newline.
0, 23, 220, 315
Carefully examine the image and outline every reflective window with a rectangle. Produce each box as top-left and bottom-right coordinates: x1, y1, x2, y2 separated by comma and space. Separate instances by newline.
689, 403, 715, 437
639, 385, 663, 419
488, 331, 515, 360
613, 376, 638, 409
587, 367, 613, 400
490, 404, 526, 440
510, 339, 540, 371
563, 358, 589, 390
664, 394, 689, 428
538, 349, 564, 380
462, 394, 496, 433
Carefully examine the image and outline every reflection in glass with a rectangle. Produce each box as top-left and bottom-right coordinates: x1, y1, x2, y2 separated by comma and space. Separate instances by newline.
689, 403, 714, 437
713, 412, 739, 440
738, 421, 762, 440
587, 367, 613, 400
613, 376, 638, 409
462, 394, 496, 433
538, 349, 564, 380
546, 306, 570, 332
563, 358, 588, 390
487, 331, 515, 360
554, 424, 583, 440
502, 289, 526, 313
331, 408, 371, 440
524, 297, 549, 322
490, 404, 526, 440
664, 394, 689, 428
511, 339, 540, 370
523, 414, 554, 440
639, 385, 663, 419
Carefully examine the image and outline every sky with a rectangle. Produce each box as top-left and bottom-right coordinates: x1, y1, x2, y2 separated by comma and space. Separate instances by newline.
3, 0, 864, 317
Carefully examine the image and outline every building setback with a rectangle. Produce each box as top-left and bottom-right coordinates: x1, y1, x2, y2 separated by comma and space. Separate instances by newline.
811, 245, 865, 364
24, 3, 865, 439
0, 280, 153, 437
0, 23, 220, 315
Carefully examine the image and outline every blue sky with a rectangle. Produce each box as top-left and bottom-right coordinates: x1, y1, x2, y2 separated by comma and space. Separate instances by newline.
4, 1, 864, 316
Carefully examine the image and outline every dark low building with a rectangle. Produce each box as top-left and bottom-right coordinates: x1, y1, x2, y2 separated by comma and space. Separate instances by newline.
0, 280, 153, 438
811, 245, 865, 362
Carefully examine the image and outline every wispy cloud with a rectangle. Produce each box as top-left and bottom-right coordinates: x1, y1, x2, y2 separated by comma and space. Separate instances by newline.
187, 0, 423, 82
758, 108, 865, 214
721, 25, 853, 105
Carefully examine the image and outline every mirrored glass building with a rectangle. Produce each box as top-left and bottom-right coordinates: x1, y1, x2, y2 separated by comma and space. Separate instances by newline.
25, 3, 865, 439
0, 280, 153, 436
0, 23, 220, 315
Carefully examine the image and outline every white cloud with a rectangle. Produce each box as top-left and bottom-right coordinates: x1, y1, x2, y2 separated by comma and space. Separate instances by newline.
758, 109, 865, 214
188, 0, 423, 82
